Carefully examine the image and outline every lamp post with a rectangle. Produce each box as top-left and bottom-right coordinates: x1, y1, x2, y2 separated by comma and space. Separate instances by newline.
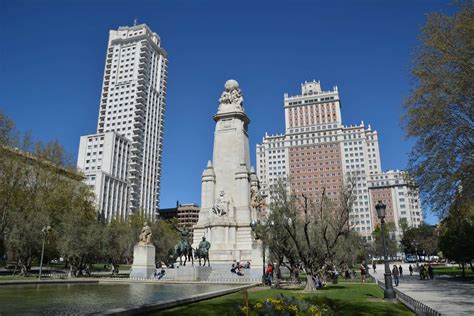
375, 201, 396, 300
411, 240, 419, 269
250, 220, 267, 284
38, 225, 51, 280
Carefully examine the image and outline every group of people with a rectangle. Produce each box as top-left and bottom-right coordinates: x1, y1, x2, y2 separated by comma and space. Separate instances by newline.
418, 264, 434, 280
372, 262, 435, 287
230, 261, 251, 277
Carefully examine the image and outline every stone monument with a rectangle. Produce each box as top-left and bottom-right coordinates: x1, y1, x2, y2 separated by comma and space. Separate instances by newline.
192, 79, 263, 267
130, 222, 156, 279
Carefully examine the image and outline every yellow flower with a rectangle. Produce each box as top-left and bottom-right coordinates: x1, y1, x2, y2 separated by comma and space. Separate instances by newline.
287, 304, 299, 313
254, 302, 263, 309
241, 306, 248, 314
308, 305, 322, 316
274, 304, 283, 311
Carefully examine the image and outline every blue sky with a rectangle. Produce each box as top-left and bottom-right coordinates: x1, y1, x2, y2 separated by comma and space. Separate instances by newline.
1, 0, 454, 224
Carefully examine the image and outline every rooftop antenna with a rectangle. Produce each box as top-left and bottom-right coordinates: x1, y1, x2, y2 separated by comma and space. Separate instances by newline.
133, 17, 138, 26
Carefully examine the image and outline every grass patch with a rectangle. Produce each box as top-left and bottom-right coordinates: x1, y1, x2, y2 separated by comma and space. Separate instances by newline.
0, 275, 38, 281
434, 266, 474, 278
155, 283, 413, 316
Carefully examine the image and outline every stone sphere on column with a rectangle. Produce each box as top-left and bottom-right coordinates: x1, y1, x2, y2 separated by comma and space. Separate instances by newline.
224, 79, 239, 91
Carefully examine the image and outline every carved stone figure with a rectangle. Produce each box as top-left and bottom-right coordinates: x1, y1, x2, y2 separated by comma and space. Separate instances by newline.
212, 190, 229, 216
250, 188, 265, 211
138, 222, 152, 244
219, 79, 243, 108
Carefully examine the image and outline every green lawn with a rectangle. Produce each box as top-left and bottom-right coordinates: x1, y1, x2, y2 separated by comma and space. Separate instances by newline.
434, 266, 474, 277
155, 283, 413, 316
0, 275, 38, 281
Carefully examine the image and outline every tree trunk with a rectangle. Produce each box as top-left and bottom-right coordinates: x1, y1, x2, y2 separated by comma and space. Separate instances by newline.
303, 273, 317, 292
461, 261, 465, 278
273, 260, 282, 289
68, 264, 73, 278
469, 260, 473, 272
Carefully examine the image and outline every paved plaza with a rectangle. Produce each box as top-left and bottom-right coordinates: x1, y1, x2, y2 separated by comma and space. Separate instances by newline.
371, 263, 474, 315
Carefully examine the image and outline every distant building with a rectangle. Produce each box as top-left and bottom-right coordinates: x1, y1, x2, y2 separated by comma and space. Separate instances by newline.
256, 80, 421, 241
77, 23, 168, 221
158, 202, 200, 238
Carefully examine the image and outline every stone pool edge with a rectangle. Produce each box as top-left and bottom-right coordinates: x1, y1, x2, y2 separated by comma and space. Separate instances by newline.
92, 283, 258, 315
0, 279, 99, 286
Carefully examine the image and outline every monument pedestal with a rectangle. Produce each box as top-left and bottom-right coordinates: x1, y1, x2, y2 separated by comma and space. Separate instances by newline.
175, 266, 212, 281
130, 243, 155, 279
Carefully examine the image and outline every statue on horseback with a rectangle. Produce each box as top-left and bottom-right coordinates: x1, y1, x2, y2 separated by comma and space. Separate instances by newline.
195, 236, 211, 267
173, 226, 193, 266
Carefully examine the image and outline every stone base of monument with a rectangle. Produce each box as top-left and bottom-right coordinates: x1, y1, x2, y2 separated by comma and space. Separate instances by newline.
168, 264, 261, 283
175, 266, 212, 281
130, 243, 156, 279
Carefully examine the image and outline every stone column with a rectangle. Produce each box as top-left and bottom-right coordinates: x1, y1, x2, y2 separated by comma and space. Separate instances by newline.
234, 163, 250, 223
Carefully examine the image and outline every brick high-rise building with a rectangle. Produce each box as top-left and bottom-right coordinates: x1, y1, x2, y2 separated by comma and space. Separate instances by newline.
257, 80, 421, 240
77, 24, 168, 221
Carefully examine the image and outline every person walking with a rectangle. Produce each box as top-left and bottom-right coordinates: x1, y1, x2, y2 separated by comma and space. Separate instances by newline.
409, 264, 413, 276
428, 264, 434, 280
419, 265, 426, 280
392, 265, 400, 286
372, 261, 377, 274
399, 265, 403, 278
360, 261, 367, 283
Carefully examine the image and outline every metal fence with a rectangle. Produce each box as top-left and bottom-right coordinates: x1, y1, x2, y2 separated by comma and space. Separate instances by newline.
375, 279, 442, 316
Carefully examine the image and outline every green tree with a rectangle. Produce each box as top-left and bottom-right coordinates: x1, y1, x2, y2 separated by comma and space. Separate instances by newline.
403, 3, 474, 216
372, 222, 398, 258
400, 223, 438, 256
0, 111, 17, 146
438, 199, 474, 277
260, 178, 356, 291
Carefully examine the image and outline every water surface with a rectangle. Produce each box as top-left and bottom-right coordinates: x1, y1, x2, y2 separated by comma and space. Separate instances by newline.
0, 282, 237, 315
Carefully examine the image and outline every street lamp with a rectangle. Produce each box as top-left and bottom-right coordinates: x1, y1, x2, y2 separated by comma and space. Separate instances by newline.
411, 240, 419, 269
375, 201, 396, 300
250, 220, 267, 284
38, 225, 52, 280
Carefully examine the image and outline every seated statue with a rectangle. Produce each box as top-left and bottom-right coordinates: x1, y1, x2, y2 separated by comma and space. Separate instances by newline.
139, 222, 152, 244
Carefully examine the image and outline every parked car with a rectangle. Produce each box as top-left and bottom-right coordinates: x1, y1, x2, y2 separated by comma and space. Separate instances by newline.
403, 255, 417, 263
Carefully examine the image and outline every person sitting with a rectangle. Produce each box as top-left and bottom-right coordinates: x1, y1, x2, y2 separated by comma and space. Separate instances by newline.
332, 267, 339, 284
312, 274, 323, 289
264, 264, 273, 286
244, 261, 251, 269
230, 264, 243, 276
155, 268, 166, 280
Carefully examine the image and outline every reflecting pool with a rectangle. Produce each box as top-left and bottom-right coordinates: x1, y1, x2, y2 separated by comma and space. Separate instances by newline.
0, 282, 238, 315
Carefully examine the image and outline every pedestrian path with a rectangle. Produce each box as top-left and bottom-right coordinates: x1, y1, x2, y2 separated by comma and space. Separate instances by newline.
371, 263, 474, 315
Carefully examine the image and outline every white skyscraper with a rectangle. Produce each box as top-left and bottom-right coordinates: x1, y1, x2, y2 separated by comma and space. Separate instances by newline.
77, 24, 168, 220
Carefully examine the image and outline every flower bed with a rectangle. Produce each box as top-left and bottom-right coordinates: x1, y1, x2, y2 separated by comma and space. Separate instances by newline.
240, 293, 331, 315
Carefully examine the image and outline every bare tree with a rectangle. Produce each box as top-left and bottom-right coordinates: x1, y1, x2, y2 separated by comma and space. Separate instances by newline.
259, 177, 356, 291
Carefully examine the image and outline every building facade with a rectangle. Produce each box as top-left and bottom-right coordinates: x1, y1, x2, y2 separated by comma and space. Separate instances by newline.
256, 80, 421, 240
77, 24, 168, 221
159, 203, 201, 239
368, 170, 423, 240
